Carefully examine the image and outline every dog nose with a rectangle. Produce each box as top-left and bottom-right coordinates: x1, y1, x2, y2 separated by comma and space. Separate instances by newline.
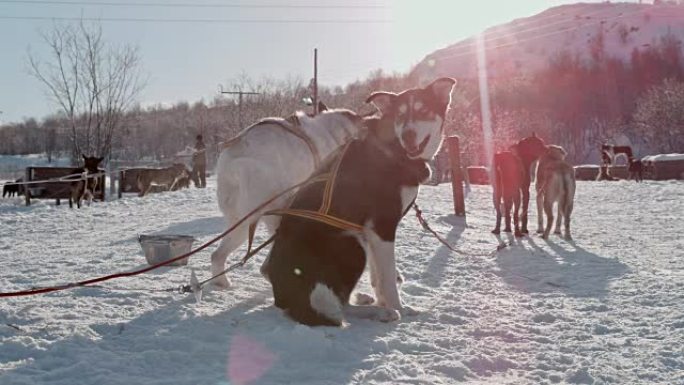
402, 129, 417, 148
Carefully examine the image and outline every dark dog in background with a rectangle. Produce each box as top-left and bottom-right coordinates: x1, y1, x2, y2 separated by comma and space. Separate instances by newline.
69, 155, 104, 209
629, 159, 644, 182
2, 178, 24, 198
171, 171, 192, 191
492, 149, 525, 237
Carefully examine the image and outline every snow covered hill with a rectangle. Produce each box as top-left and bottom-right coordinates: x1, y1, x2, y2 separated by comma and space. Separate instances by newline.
0, 178, 683, 384
413, 2, 684, 82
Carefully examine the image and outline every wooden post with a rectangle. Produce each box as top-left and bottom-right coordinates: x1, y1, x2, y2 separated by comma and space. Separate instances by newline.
447, 136, 466, 216
118, 170, 124, 199
24, 167, 31, 206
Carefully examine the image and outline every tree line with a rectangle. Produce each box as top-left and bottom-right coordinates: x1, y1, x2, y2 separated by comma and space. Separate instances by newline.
1, 23, 683, 167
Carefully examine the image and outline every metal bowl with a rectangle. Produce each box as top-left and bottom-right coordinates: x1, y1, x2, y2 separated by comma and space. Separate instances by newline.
138, 234, 196, 266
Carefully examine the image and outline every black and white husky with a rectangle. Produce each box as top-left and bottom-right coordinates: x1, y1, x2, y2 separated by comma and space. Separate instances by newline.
263, 78, 457, 326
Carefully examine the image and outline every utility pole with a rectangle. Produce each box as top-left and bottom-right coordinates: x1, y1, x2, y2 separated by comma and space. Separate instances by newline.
313, 48, 319, 115
218, 86, 260, 129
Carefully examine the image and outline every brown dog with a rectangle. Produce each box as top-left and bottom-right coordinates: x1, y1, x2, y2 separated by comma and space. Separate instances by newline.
535, 145, 576, 240
136, 163, 189, 197
492, 149, 525, 237
69, 155, 104, 209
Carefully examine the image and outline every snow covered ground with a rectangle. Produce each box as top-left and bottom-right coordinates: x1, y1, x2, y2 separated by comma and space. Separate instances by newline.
0, 177, 682, 385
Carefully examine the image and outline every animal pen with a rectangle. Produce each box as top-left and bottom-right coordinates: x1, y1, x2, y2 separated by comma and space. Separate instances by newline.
22, 166, 106, 206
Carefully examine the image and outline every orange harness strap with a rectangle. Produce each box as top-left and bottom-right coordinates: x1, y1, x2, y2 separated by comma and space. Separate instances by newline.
266, 141, 363, 233
266, 208, 364, 233
221, 116, 321, 169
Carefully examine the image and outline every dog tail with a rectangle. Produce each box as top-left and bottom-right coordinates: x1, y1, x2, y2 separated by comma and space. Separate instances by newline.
561, 167, 575, 215
492, 159, 503, 211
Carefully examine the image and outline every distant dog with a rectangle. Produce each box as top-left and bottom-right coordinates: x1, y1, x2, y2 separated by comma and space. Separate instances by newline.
492, 149, 525, 237
2, 178, 24, 198
136, 163, 189, 197
536, 145, 576, 240
629, 159, 643, 182
69, 155, 104, 209
171, 173, 192, 191
601, 144, 633, 165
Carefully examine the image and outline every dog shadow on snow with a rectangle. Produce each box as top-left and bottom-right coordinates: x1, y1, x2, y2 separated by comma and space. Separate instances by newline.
494, 234, 629, 297
398, 214, 467, 294
2, 285, 397, 385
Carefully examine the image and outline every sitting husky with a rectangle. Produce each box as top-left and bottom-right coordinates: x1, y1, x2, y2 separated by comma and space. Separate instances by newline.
136, 163, 189, 197
69, 155, 103, 209
535, 145, 576, 240
262, 78, 456, 326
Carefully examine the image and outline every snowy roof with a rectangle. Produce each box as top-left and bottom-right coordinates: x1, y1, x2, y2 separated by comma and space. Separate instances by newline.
641, 153, 684, 162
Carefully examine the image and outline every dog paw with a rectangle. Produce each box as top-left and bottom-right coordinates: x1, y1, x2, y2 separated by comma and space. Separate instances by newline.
536, 228, 544, 234
376, 308, 400, 323
503, 228, 512, 233
553, 230, 562, 235
491, 229, 500, 235
354, 292, 375, 306
564, 234, 573, 241
514, 230, 524, 238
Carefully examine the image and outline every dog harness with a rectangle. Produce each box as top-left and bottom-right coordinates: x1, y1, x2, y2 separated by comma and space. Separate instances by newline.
221, 115, 322, 169
266, 141, 364, 233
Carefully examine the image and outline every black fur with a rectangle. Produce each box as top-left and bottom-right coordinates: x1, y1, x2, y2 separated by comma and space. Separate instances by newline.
264, 122, 429, 326
2, 178, 24, 198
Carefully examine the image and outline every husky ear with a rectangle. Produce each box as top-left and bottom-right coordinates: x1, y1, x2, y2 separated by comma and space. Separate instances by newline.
365, 92, 397, 115
97, 157, 104, 164
82, 154, 88, 161
317, 101, 328, 112
426, 77, 457, 106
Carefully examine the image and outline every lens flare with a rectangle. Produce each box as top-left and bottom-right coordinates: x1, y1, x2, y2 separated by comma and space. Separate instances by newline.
227, 333, 277, 385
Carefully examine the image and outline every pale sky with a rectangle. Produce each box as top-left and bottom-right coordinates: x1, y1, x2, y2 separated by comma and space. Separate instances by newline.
0, 0, 600, 124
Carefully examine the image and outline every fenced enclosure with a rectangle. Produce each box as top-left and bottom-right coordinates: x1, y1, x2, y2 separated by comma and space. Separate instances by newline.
23, 166, 106, 206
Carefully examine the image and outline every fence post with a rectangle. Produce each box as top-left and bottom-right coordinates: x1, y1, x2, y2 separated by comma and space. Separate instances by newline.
24, 167, 31, 206
447, 136, 466, 216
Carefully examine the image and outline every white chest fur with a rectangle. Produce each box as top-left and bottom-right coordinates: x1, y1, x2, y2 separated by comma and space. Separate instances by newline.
400, 186, 419, 212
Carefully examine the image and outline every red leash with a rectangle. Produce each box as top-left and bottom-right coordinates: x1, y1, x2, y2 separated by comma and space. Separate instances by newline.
0, 176, 323, 298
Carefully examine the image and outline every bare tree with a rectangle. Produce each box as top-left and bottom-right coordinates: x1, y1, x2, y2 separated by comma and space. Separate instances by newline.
633, 78, 684, 153
28, 20, 145, 163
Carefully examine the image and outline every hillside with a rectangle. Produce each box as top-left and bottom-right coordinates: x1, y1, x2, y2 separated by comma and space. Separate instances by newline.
413, 2, 684, 81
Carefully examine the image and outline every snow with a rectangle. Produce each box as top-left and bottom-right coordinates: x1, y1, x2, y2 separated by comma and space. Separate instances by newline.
642, 153, 684, 162
1, 178, 683, 384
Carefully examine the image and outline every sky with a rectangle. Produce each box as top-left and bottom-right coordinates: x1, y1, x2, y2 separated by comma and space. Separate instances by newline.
0, 0, 602, 124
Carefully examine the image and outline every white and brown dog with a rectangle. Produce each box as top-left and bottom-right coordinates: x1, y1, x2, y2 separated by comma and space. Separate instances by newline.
536, 145, 576, 240
262, 78, 457, 326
